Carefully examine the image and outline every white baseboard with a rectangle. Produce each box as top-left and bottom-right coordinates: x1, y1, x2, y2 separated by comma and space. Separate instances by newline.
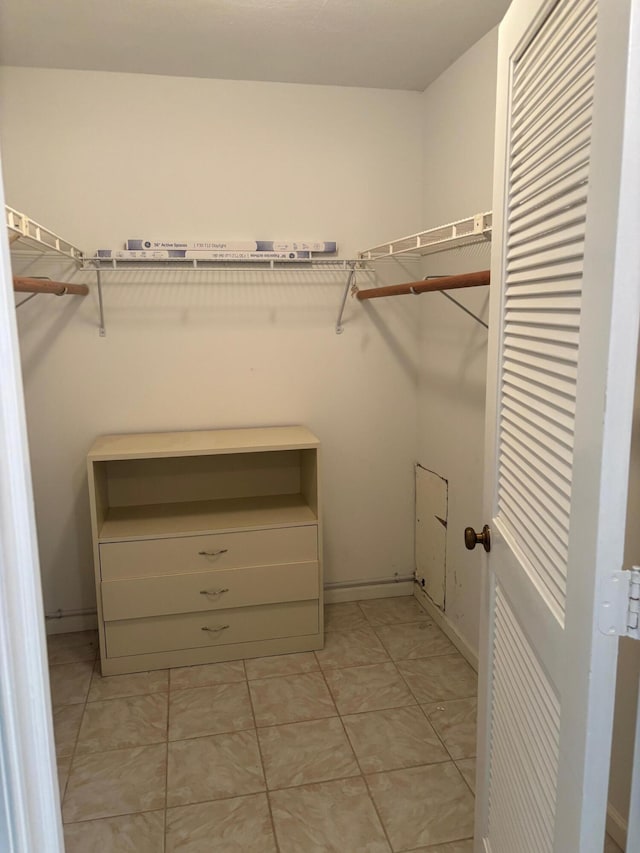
324, 581, 414, 604
414, 584, 479, 672
607, 802, 627, 850
45, 613, 98, 635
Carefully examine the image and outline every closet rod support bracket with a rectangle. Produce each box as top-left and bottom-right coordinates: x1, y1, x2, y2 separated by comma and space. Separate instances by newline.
335, 265, 357, 335
96, 268, 106, 337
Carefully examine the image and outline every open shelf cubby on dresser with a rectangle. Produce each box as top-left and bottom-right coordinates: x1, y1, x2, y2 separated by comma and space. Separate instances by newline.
87, 426, 323, 675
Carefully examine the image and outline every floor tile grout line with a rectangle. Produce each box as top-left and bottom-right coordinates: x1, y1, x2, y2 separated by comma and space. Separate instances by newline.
417, 701, 464, 765
60, 805, 167, 827
267, 768, 370, 797
168, 661, 248, 693
163, 686, 170, 853
245, 660, 282, 853
362, 760, 477, 851
70, 685, 169, 757
168, 679, 251, 700
53, 613, 476, 845
49, 655, 96, 711
78, 690, 170, 710
317, 662, 394, 852
321, 651, 468, 673
74, 735, 169, 757
360, 775, 395, 852
393, 657, 478, 707
323, 656, 419, 717
370, 621, 456, 663
419, 697, 478, 766
70, 707, 381, 759
454, 759, 477, 798
419, 836, 475, 851
57, 652, 98, 821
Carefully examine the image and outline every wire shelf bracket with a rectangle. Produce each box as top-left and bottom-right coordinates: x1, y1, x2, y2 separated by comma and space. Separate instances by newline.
359, 211, 493, 261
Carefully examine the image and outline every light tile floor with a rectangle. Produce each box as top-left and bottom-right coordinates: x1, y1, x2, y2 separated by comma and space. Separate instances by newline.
48, 600, 623, 852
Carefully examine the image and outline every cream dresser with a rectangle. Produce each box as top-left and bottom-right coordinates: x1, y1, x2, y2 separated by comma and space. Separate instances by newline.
87, 426, 323, 675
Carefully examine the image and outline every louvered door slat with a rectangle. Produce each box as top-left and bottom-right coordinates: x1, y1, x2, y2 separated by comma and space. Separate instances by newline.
505, 346, 578, 381
502, 393, 574, 449
512, 52, 595, 152
504, 321, 580, 348
508, 211, 587, 253
500, 442, 571, 520
488, 585, 560, 853
501, 427, 570, 502
513, 8, 595, 114
511, 186, 589, 237
505, 274, 583, 295
507, 223, 586, 263
500, 460, 570, 541
511, 136, 589, 201
513, 0, 592, 89
504, 308, 580, 329
502, 407, 574, 473
500, 590, 563, 720
504, 333, 578, 366
500, 449, 571, 529
511, 75, 594, 164
511, 136, 589, 197
503, 360, 577, 415
493, 635, 560, 808
491, 734, 547, 852
491, 730, 553, 850
508, 216, 587, 253
498, 501, 567, 608
513, 13, 597, 124
498, 0, 593, 612
498, 492, 568, 590
507, 250, 584, 276
502, 377, 576, 431
511, 163, 589, 225
506, 287, 582, 307
503, 367, 577, 416
499, 472, 569, 561
512, 77, 594, 172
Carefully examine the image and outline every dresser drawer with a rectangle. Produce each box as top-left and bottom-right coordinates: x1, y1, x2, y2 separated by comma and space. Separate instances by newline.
105, 599, 319, 657
99, 525, 318, 580
101, 560, 319, 620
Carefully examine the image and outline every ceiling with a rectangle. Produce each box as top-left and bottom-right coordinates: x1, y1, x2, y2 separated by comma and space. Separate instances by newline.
0, 0, 510, 92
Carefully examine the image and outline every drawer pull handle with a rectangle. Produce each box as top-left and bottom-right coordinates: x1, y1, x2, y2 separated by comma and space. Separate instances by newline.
199, 588, 229, 597
198, 549, 228, 557
201, 624, 230, 633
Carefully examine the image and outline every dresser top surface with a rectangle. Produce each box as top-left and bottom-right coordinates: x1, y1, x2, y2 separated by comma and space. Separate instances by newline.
88, 425, 320, 461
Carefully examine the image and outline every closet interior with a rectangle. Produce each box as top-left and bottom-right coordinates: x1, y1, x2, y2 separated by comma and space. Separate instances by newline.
0, 1, 638, 851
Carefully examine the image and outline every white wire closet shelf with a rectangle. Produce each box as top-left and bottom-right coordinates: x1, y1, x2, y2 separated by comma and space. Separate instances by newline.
86, 256, 372, 338
84, 256, 366, 273
6, 205, 84, 264
7, 205, 89, 307
359, 211, 493, 260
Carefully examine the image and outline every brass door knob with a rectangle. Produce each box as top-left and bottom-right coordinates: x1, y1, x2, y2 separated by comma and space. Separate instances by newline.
464, 524, 491, 553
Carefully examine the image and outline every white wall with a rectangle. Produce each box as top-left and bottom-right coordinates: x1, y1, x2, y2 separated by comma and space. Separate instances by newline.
0, 66, 425, 621
416, 28, 498, 652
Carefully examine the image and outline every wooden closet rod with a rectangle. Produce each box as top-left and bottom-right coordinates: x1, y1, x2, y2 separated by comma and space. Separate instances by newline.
13, 276, 89, 296
356, 269, 490, 300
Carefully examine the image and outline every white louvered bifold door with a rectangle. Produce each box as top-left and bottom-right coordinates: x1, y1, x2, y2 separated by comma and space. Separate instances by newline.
476, 0, 640, 851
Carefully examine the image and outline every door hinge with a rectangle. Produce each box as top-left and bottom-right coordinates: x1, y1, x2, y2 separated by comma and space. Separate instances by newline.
599, 567, 640, 639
